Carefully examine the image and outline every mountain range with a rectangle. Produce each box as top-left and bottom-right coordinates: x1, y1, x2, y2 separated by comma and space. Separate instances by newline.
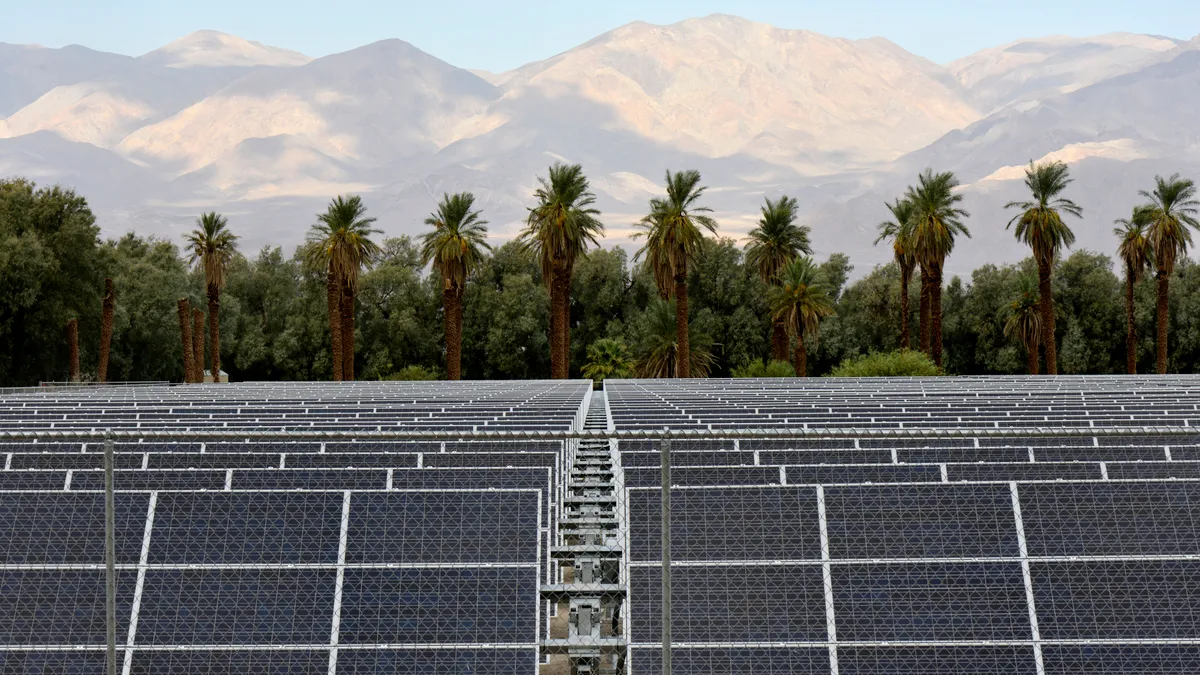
2, 15, 1198, 275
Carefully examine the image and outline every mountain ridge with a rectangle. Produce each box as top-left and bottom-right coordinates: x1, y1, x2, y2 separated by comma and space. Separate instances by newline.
1, 16, 1197, 277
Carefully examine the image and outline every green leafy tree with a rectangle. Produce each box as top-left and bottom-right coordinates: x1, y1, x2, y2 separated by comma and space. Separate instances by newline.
901, 169, 970, 367
634, 169, 718, 378
518, 163, 604, 379
1114, 208, 1154, 373
185, 212, 239, 380
1005, 161, 1082, 375
633, 297, 717, 378
745, 195, 811, 361
768, 257, 835, 376
570, 247, 634, 371
306, 195, 381, 381
0, 179, 102, 385
731, 359, 796, 378
875, 197, 917, 350
1002, 275, 1043, 375
421, 193, 491, 380
828, 350, 941, 377
581, 338, 634, 384
1139, 174, 1200, 373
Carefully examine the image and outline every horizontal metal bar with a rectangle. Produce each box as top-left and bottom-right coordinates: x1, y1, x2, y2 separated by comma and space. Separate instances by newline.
0, 426, 1197, 441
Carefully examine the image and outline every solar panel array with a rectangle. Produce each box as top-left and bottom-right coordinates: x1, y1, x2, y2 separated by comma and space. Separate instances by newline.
0, 381, 589, 674
4, 375, 1200, 674
607, 376, 1200, 675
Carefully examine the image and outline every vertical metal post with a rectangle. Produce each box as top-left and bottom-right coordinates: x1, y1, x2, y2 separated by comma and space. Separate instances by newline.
659, 435, 672, 675
104, 432, 117, 675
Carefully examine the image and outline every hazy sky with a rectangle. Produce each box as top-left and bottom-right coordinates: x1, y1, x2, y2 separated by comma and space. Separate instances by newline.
4, 0, 1199, 70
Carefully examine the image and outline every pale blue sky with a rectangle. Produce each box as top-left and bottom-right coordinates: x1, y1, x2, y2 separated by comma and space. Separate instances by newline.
4, 0, 1199, 71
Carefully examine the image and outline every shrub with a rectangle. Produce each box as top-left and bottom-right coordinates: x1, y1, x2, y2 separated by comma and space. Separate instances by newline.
731, 359, 797, 378
383, 365, 441, 381
827, 350, 942, 377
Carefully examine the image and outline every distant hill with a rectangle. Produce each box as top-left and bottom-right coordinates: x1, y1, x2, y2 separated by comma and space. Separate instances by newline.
2, 15, 1197, 275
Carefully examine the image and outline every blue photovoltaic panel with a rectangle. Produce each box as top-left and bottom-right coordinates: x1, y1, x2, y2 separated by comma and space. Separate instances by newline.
1032, 560, 1200, 640
148, 492, 344, 565
630, 565, 827, 643
629, 486, 820, 561
0, 570, 135, 645
337, 568, 535, 644
824, 484, 1019, 559
631, 647, 831, 675
129, 650, 329, 674
134, 568, 336, 645
831, 562, 1031, 642
345, 491, 540, 564
1020, 482, 1200, 557
1042, 645, 1200, 675
0, 651, 107, 673
838, 646, 1038, 675
334, 649, 537, 673
0, 493, 148, 564
70, 469, 228, 492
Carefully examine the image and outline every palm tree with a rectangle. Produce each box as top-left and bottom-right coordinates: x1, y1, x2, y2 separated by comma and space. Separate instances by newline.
634, 298, 717, 378
1004, 161, 1082, 375
901, 169, 970, 368
97, 278, 115, 383
633, 169, 718, 378
420, 192, 491, 381
185, 212, 239, 381
1003, 276, 1043, 375
1139, 174, 1200, 374
307, 195, 382, 381
1114, 207, 1154, 374
768, 257, 835, 377
745, 195, 811, 361
177, 298, 195, 382
875, 197, 917, 350
581, 338, 635, 384
517, 163, 605, 379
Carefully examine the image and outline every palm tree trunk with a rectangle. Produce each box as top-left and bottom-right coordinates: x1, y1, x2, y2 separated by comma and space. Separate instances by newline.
1037, 256, 1057, 375
930, 261, 944, 368
1027, 343, 1039, 375
675, 271, 691, 379
66, 318, 80, 382
327, 270, 343, 381
177, 299, 194, 383
771, 319, 788, 362
207, 284, 221, 382
192, 308, 205, 382
793, 332, 807, 377
550, 260, 571, 379
445, 286, 462, 380
98, 278, 115, 383
1156, 271, 1170, 374
1125, 267, 1137, 375
899, 263, 911, 350
341, 279, 355, 381
919, 265, 932, 357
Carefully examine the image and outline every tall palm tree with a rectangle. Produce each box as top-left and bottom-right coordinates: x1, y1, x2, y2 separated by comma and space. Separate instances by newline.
633, 169, 718, 378
1139, 174, 1200, 374
875, 197, 917, 350
1005, 161, 1082, 375
185, 212, 239, 381
1003, 276, 1043, 375
307, 195, 382, 381
517, 163, 605, 379
420, 192, 491, 381
581, 338, 635, 384
901, 169, 970, 368
745, 195, 811, 361
768, 257, 835, 377
177, 298, 195, 382
633, 298, 717, 378
1114, 207, 1154, 374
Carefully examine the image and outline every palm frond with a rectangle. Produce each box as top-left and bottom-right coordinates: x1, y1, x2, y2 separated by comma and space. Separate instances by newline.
420, 192, 491, 292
